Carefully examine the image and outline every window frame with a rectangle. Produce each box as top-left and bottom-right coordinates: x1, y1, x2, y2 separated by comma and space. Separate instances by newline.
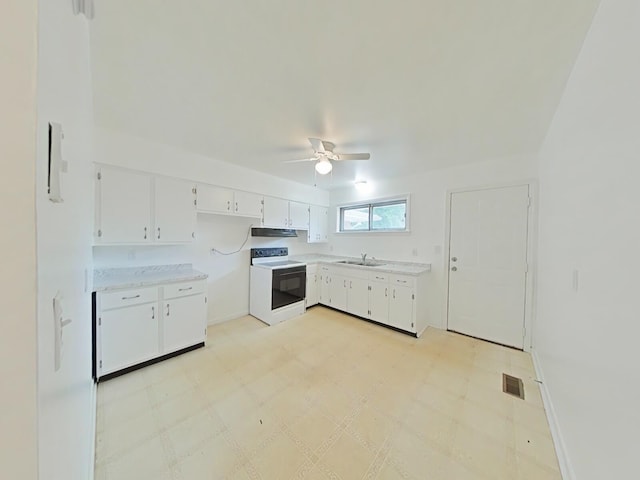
337, 195, 410, 233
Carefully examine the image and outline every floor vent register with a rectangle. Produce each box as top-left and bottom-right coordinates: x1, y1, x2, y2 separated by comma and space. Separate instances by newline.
502, 373, 525, 400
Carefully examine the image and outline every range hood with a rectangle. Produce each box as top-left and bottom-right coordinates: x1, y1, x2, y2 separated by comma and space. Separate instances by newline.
251, 228, 298, 238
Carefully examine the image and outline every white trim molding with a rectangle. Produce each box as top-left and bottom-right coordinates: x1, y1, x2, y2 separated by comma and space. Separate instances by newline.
531, 350, 575, 480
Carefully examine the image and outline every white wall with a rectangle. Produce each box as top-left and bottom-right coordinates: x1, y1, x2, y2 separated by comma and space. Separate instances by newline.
0, 1, 39, 478
534, 1, 640, 479
93, 128, 330, 323
36, 1, 96, 479
329, 154, 537, 329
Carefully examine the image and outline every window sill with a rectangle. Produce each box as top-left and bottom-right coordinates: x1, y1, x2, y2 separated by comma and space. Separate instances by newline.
335, 229, 411, 235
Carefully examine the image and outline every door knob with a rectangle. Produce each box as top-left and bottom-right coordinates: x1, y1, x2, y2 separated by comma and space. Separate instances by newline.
451, 266, 458, 271
451, 257, 457, 262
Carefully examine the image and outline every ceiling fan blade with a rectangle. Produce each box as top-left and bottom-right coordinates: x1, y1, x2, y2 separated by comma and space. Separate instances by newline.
335, 153, 370, 161
308, 138, 325, 153
282, 158, 317, 164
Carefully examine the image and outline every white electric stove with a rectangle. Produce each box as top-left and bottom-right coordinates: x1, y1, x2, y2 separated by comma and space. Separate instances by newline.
249, 247, 307, 325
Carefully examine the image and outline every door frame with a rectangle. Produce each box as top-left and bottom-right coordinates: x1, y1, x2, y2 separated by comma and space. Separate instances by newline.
443, 179, 538, 352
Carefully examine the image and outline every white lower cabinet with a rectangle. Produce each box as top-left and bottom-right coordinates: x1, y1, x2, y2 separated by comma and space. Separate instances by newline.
96, 279, 207, 380
319, 265, 330, 304
369, 280, 390, 324
329, 273, 348, 311
306, 265, 318, 307
162, 282, 207, 354
389, 283, 415, 332
317, 264, 425, 335
347, 276, 369, 318
100, 302, 160, 376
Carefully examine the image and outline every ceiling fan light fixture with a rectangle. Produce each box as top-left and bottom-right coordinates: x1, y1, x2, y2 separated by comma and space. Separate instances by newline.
315, 158, 333, 175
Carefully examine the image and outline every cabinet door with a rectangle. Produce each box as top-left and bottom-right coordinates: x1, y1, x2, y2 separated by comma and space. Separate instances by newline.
329, 274, 348, 311
197, 184, 234, 214
97, 166, 152, 244
347, 277, 369, 318
369, 282, 390, 324
289, 201, 310, 230
154, 177, 196, 243
163, 294, 206, 354
262, 196, 290, 228
234, 191, 263, 217
306, 269, 318, 307
319, 268, 331, 305
389, 285, 415, 332
100, 303, 159, 375
318, 206, 329, 242
308, 205, 328, 243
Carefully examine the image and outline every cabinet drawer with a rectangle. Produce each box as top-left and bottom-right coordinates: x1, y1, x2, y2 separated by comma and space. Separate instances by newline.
369, 272, 390, 283
100, 287, 158, 310
164, 280, 205, 300
390, 274, 416, 288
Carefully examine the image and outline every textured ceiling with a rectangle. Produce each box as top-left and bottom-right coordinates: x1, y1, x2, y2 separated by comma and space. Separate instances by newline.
90, 0, 600, 188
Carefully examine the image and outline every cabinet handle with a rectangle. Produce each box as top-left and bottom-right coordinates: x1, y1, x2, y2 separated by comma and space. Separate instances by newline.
166, 303, 170, 316
227, 200, 231, 211
157, 227, 161, 239
343, 280, 347, 288
393, 289, 396, 299
178, 287, 193, 292
151, 306, 155, 319
350, 280, 353, 288
144, 227, 147, 239
235, 202, 239, 212
385, 287, 388, 297
397, 280, 407, 284
122, 294, 140, 300
375, 276, 384, 280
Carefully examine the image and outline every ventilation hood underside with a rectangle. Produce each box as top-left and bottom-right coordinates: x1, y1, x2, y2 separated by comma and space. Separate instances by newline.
251, 228, 298, 238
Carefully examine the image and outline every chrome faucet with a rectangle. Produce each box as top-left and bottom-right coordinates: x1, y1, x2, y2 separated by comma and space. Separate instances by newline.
361, 253, 367, 264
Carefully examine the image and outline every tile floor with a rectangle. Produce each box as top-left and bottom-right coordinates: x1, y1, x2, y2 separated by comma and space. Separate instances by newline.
95, 306, 561, 480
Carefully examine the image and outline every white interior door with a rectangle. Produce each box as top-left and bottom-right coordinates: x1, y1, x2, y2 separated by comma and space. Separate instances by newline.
447, 185, 530, 349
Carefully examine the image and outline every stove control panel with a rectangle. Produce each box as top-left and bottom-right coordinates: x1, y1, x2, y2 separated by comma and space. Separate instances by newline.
250, 247, 288, 259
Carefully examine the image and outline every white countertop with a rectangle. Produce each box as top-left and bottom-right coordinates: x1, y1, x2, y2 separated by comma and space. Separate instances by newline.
93, 264, 208, 292
289, 254, 431, 276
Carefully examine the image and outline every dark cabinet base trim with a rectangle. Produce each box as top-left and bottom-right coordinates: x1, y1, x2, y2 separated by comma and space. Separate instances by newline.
317, 305, 418, 338
97, 342, 205, 383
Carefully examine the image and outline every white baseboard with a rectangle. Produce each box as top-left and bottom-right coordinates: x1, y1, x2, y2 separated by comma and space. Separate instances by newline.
531, 350, 575, 480
87, 382, 97, 480
207, 310, 250, 326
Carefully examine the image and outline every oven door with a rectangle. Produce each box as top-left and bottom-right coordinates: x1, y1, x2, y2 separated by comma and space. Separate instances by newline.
272, 266, 306, 310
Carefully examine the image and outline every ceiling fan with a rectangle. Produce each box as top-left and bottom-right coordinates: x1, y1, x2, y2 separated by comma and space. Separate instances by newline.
284, 138, 370, 175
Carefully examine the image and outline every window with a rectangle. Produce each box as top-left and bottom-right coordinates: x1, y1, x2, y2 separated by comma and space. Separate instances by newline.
339, 198, 408, 232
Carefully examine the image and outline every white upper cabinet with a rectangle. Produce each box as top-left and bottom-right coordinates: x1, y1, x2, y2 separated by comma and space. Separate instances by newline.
263, 196, 290, 228
308, 205, 329, 243
289, 201, 309, 230
233, 190, 263, 217
197, 184, 234, 214
196, 185, 263, 218
95, 165, 196, 245
96, 166, 152, 244
263, 196, 311, 230
154, 177, 196, 243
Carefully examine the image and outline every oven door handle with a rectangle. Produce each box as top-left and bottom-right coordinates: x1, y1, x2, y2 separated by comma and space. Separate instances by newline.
274, 271, 305, 277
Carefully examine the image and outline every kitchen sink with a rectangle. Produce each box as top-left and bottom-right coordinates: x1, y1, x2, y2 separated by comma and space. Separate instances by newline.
336, 260, 386, 267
